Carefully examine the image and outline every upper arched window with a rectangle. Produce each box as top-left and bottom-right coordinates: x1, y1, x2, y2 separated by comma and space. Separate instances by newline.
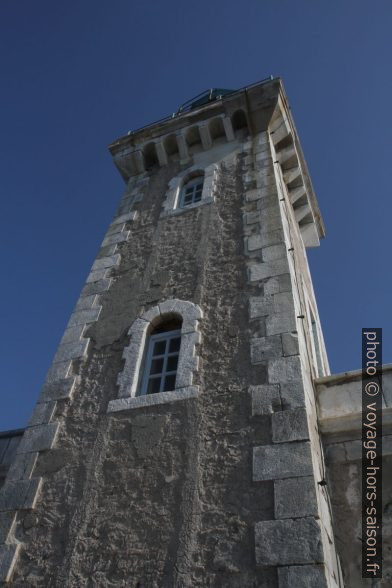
139, 318, 182, 395
180, 175, 204, 208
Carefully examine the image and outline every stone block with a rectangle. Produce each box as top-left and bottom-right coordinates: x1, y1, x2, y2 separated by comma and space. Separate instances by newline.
60, 324, 86, 345
112, 211, 137, 225
262, 244, 286, 262
274, 477, 318, 519
0, 544, 20, 583
268, 356, 302, 383
266, 312, 296, 336
75, 295, 98, 311
102, 231, 129, 247
244, 211, 260, 225
53, 339, 89, 363
92, 254, 120, 271
278, 273, 292, 292
249, 295, 274, 318
282, 332, 299, 356
68, 307, 101, 327
108, 386, 200, 412
41, 376, 76, 401
0, 478, 42, 512
246, 230, 284, 252
7, 452, 38, 482
106, 222, 126, 235
250, 385, 281, 415
255, 517, 323, 566
86, 269, 108, 283
249, 258, 290, 282
273, 291, 294, 312
253, 441, 313, 481
272, 408, 309, 443
28, 402, 56, 427
278, 565, 328, 588
45, 360, 71, 384
0, 512, 16, 543
17, 423, 58, 454
279, 382, 306, 409
81, 278, 111, 296
250, 335, 282, 363
263, 277, 280, 296
245, 188, 262, 202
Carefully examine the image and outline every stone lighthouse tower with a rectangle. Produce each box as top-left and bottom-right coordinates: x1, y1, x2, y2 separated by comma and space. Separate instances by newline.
0, 78, 344, 586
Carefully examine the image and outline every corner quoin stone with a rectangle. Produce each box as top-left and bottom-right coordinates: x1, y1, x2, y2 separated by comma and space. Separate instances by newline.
278, 565, 328, 588
255, 517, 323, 566
274, 476, 318, 519
253, 441, 313, 481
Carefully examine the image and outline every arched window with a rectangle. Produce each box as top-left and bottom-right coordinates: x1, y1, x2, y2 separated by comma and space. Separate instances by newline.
208, 117, 226, 143
180, 175, 204, 208
107, 299, 203, 411
143, 142, 159, 170
164, 134, 179, 161
139, 317, 182, 395
231, 109, 248, 134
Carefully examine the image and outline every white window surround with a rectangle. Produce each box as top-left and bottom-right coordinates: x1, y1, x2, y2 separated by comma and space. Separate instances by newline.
160, 164, 218, 217
107, 299, 203, 412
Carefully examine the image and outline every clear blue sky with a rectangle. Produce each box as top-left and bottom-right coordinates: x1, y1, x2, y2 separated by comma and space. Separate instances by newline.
1, 1, 391, 430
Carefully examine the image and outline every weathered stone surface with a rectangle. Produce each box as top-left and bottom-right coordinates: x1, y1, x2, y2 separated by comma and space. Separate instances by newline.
41, 376, 76, 401
278, 564, 328, 588
250, 385, 281, 415
68, 308, 101, 327
249, 295, 274, 318
0, 478, 41, 512
250, 335, 282, 363
0, 512, 16, 543
249, 258, 290, 282
272, 408, 309, 443
282, 332, 299, 356
53, 339, 89, 363
253, 441, 313, 481
266, 312, 296, 336
0, 544, 19, 582
262, 244, 286, 262
17, 423, 58, 454
255, 518, 323, 565
108, 386, 200, 412
92, 254, 121, 271
246, 229, 284, 251
6, 452, 38, 482
28, 402, 56, 427
81, 278, 111, 296
280, 382, 306, 409
268, 355, 302, 383
102, 230, 129, 246
274, 476, 318, 519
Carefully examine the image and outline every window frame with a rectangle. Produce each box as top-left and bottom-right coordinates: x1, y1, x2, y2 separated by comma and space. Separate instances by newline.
107, 299, 203, 412
139, 329, 181, 396
179, 176, 204, 208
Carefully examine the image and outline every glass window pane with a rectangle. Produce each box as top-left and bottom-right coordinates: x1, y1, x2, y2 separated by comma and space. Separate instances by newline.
196, 183, 203, 190
166, 355, 178, 372
150, 357, 164, 375
194, 193, 202, 202
163, 374, 176, 391
153, 340, 166, 356
169, 337, 181, 352
147, 377, 161, 395
186, 187, 193, 194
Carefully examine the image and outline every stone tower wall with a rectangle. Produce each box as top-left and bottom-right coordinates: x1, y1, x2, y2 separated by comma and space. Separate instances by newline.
0, 80, 343, 587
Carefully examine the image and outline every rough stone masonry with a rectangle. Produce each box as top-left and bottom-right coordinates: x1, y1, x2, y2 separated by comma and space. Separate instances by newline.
0, 78, 349, 587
